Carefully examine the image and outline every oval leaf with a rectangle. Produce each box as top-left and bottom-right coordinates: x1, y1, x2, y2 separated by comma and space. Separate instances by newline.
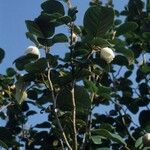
116, 22, 138, 36
84, 6, 114, 37
91, 129, 126, 146
41, 0, 65, 16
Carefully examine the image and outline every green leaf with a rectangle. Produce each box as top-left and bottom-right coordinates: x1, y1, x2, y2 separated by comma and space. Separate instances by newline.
100, 123, 115, 132
141, 64, 150, 74
84, 6, 114, 37
91, 129, 126, 145
115, 47, 134, 65
97, 84, 111, 100
91, 135, 102, 145
24, 58, 47, 73
35, 122, 51, 128
6, 68, 16, 77
41, 0, 65, 16
116, 22, 138, 36
15, 78, 28, 104
135, 136, 143, 148
112, 55, 129, 66
26, 32, 40, 47
56, 16, 72, 25
26, 110, 37, 117
68, 7, 78, 21
84, 79, 98, 93
37, 38, 53, 47
14, 54, 39, 71
57, 85, 91, 118
35, 14, 55, 38
0, 48, 5, 64
90, 37, 112, 48
25, 20, 43, 37
142, 32, 150, 41
52, 33, 68, 44
0, 140, 8, 150
46, 53, 58, 67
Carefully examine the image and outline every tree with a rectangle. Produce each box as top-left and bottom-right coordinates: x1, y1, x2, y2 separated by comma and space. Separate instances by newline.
0, 0, 150, 149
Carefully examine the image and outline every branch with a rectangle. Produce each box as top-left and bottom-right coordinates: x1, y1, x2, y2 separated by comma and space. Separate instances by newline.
71, 84, 77, 150
44, 46, 72, 150
47, 68, 72, 150
111, 73, 136, 143
0, 102, 12, 112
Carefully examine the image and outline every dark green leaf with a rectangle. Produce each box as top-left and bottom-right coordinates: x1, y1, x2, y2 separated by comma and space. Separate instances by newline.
41, 0, 65, 16
68, 7, 78, 21
142, 32, 150, 41
25, 20, 43, 37
90, 37, 112, 48
112, 55, 129, 66
26, 32, 40, 47
37, 38, 53, 47
91, 135, 102, 145
84, 6, 114, 37
15, 78, 28, 104
139, 110, 150, 127
26, 110, 37, 117
91, 129, 126, 145
6, 68, 16, 77
35, 14, 55, 38
0, 140, 8, 150
115, 47, 134, 65
141, 64, 150, 74
0, 48, 5, 64
46, 53, 58, 67
52, 33, 68, 44
116, 22, 138, 36
84, 79, 98, 93
14, 54, 39, 71
57, 86, 91, 118
56, 16, 72, 25
35, 122, 51, 128
135, 136, 143, 148
97, 84, 111, 100
24, 58, 47, 73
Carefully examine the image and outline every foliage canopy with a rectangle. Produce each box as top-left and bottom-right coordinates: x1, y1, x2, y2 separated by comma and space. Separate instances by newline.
0, 0, 150, 149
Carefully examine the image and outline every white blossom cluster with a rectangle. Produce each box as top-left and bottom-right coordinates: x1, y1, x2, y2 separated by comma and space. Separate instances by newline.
143, 133, 150, 146
93, 46, 115, 63
100, 47, 115, 63
25, 46, 40, 58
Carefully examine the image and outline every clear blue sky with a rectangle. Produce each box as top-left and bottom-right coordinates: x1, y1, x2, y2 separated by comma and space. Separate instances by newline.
0, 0, 127, 73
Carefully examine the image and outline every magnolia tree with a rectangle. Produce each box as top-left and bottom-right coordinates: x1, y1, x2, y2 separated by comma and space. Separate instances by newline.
0, 0, 150, 149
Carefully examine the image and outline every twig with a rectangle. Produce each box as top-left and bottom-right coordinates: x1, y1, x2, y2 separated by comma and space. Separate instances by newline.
0, 102, 12, 112
44, 46, 72, 150
81, 66, 95, 149
111, 73, 136, 143
71, 84, 77, 150
68, 10, 78, 148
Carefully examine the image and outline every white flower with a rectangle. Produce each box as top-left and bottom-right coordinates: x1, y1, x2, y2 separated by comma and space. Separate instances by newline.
25, 46, 40, 58
100, 47, 115, 63
143, 133, 150, 146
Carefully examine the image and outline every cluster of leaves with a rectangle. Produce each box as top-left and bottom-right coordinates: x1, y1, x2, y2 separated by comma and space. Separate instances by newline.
0, 0, 150, 149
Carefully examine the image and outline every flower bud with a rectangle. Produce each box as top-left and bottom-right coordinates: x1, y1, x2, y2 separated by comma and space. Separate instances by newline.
69, 32, 78, 43
143, 133, 150, 146
100, 47, 115, 63
25, 46, 40, 58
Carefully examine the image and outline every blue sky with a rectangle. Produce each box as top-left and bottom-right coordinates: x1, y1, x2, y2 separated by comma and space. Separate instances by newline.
0, 0, 127, 73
